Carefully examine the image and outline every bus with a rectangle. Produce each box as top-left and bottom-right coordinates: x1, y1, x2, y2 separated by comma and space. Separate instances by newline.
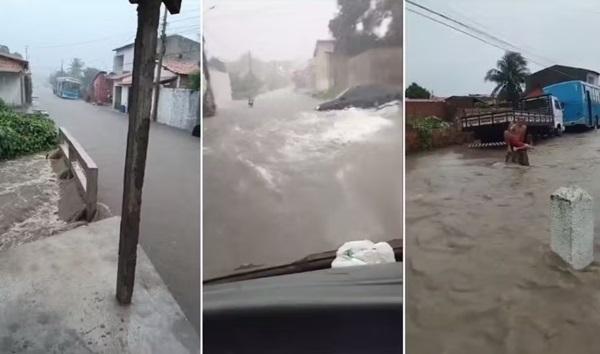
54, 77, 81, 99
543, 80, 600, 128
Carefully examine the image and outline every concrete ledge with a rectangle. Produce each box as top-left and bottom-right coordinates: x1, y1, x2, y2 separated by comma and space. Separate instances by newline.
0, 217, 199, 353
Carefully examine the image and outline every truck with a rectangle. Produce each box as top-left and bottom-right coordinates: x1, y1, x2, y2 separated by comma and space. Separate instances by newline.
460, 94, 564, 144
543, 80, 600, 129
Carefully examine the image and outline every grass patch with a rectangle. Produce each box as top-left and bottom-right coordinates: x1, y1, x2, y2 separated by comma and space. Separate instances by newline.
0, 101, 57, 160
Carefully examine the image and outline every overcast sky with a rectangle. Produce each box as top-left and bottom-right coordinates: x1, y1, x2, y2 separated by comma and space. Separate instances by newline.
406, 0, 600, 97
0, 0, 200, 79
203, 0, 337, 63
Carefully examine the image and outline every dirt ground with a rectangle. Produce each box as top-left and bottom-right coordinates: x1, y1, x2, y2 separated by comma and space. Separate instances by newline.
406, 130, 600, 354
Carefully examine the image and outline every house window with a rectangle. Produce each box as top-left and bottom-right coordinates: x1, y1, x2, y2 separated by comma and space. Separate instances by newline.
114, 55, 125, 74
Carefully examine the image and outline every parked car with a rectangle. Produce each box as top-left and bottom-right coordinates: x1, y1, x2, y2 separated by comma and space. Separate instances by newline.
316, 84, 402, 111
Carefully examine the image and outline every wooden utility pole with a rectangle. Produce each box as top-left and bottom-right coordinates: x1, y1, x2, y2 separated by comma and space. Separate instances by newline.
151, 7, 168, 122
116, 0, 162, 305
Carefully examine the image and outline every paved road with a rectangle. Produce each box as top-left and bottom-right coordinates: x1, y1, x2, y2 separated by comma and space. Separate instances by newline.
36, 86, 200, 333
203, 88, 402, 279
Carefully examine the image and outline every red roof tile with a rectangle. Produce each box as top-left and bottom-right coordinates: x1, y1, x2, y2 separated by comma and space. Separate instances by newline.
0, 54, 27, 73
162, 60, 199, 75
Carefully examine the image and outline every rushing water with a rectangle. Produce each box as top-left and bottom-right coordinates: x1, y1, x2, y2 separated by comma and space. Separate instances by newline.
0, 155, 65, 250
203, 88, 402, 278
406, 131, 600, 353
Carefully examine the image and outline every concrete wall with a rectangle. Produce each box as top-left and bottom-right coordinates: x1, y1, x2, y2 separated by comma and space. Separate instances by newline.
346, 47, 403, 88
157, 88, 199, 131
208, 68, 232, 109
0, 72, 23, 106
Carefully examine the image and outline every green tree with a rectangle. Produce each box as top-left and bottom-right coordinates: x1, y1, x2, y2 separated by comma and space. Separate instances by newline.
81, 67, 100, 88
485, 51, 529, 106
48, 68, 66, 87
68, 58, 85, 80
329, 0, 402, 56
405, 82, 431, 99
189, 71, 201, 91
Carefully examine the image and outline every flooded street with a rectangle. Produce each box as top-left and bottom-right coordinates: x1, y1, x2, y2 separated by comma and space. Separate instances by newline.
203, 88, 402, 279
406, 131, 600, 353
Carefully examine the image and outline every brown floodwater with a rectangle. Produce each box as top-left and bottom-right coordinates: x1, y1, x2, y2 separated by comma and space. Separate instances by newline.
406, 130, 600, 353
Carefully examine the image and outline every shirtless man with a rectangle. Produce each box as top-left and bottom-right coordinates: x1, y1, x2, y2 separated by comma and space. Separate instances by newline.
504, 120, 532, 165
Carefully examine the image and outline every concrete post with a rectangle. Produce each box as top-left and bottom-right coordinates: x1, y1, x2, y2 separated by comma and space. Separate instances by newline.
550, 186, 594, 270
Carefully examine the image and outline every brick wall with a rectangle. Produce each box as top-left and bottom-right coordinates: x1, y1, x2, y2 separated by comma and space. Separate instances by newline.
406, 100, 449, 120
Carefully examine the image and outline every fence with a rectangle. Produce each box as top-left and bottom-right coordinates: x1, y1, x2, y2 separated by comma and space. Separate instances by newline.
58, 127, 98, 221
157, 88, 199, 131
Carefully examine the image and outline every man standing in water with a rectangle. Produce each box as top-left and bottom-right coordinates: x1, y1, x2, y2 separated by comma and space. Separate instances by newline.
504, 119, 531, 166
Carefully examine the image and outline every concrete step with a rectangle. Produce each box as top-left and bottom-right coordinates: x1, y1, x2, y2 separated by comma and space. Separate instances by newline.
0, 216, 199, 353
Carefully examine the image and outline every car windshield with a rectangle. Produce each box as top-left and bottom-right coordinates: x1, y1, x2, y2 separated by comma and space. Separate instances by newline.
203, 0, 402, 281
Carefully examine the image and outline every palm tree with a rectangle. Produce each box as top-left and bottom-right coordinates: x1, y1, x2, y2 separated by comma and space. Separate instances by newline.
485, 52, 529, 106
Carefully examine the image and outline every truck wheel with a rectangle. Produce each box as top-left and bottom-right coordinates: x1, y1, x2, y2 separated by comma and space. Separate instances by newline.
556, 126, 563, 136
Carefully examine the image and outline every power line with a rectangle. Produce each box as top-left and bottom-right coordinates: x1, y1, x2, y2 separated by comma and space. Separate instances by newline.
32, 31, 135, 50
407, 8, 509, 56
406, 3, 579, 81
406, 0, 555, 66
167, 23, 201, 32
167, 15, 200, 25
419, 1, 557, 66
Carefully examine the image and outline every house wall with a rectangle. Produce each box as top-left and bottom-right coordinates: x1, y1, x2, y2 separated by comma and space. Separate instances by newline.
157, 88, 199, 131
0, 72, 23, 106
92, 75, 112, 105
164, 36, 200, 62
114, 46, 134, 74
208, 68, 232, 108
346, 47, 403, 88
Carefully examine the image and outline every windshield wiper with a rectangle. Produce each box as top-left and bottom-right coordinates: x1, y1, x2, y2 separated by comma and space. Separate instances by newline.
203, 239, 402, 285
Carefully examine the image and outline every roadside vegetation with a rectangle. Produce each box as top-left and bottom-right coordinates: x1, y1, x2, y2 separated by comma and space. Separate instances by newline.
407, 116, 450, 150
0, 100, 57, 160
405, 82, 432, 99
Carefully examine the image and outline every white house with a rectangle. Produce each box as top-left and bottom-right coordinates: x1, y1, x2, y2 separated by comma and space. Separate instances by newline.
110, 35, 200, 113
110, 43, 135, 112
0, 52, 30, 107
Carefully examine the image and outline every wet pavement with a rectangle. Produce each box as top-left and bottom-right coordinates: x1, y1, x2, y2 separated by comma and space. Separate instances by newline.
203, 88, 402, 279
0, 217, 199, 353
0, 154, 66, 251
35, 86, 201, 333
406, 131, 600, 353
